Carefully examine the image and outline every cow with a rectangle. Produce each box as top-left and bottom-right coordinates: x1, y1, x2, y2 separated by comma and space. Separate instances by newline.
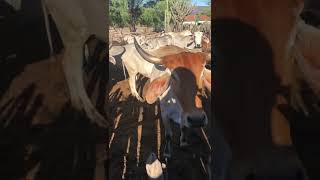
3, 0, 109, 127
192, 31, 212, 69
162, 30, 193, 38
140, 35, 174, 50
108, 42, 125, 66
194, 31, 204, 48
162, 30, 196, 49
41, 0, 110, 127
123, 34, 134, 44
212, 0, 319, 179
192, 31, 211, 53
120, 33, 195, 101
6, 0, 108, 127
133, 37, 212, 158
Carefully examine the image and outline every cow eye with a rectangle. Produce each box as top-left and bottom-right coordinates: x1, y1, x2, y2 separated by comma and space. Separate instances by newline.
171, 74, 179, 81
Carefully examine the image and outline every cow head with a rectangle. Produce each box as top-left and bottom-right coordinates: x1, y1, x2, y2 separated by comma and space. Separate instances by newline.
164, 31, 195, 49
134, 37, 211, 128
194, 31, 203, 48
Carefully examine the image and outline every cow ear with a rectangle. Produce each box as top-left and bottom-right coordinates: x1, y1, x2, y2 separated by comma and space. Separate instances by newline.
202, 68, 211, 92
144, 73, 170, 104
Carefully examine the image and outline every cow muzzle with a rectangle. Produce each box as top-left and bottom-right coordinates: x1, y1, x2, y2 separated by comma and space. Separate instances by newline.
184, 110, 208, 128
195, 43, 202, 48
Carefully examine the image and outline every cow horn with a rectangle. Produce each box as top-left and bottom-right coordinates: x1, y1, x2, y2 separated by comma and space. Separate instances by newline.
134, 37, 163, 65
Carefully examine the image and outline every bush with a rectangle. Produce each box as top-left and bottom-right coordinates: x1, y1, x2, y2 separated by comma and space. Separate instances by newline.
139, 0, 165, 31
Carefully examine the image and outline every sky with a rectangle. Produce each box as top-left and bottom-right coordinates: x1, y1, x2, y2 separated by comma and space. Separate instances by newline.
192, 0, 210, 6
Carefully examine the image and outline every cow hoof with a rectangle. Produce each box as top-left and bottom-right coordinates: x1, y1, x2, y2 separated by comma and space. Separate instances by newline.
163, 151, 171, 159
163, 143, 171, 159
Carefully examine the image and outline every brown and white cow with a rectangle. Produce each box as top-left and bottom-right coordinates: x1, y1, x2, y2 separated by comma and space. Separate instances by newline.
121, 34, 195, 102
212, 0, 320, 180
133, 37, 211, 158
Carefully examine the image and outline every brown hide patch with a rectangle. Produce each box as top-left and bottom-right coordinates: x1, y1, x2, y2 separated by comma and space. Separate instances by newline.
162, 52, 206, 87
201, 37, 211, 53
148, 45, 186, 58
203, 69, 212, 92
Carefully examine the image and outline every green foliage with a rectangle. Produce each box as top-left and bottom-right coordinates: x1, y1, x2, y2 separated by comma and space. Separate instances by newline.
202, 0, 211, 17
109, 0, 130, 27
202, 6, 211, 17
109, 0, 198, 31
139, 0, 166, 31
140, 8, 155, 26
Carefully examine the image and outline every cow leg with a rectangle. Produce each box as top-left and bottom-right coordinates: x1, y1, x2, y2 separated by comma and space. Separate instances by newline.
179, 126, 188, 147
62, 42, 108, 128
162, 115, 172, 159
44, 0, 108, 128
179, 114, 188, 147
128, 72, 144, 102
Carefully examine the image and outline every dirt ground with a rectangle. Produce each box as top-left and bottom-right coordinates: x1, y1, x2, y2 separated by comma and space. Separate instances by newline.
0, 53, 109, 180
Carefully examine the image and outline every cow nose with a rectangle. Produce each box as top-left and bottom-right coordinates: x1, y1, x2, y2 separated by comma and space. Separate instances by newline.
186, 111, 208, 128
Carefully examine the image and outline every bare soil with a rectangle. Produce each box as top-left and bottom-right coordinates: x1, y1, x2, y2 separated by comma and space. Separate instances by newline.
0, 54, 109, 180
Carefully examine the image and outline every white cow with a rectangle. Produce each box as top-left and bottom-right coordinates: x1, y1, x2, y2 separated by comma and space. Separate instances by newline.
41, 0, 109, 127
109, 42, 125, 66
4, 0, 109, 127
123, 34, 134, 44
164, 30, 193, 38
167, 30, 196, 49
194, 31, 204, 48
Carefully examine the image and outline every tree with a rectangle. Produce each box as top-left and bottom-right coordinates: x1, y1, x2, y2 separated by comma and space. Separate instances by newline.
139, 0, 166, 31
128, 0, 144, 32
140, 8, 155, 26
169, 0, 194, 32
109, 0, 130, 28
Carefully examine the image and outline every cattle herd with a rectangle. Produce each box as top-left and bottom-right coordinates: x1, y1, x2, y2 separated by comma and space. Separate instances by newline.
1, 0, 320, 180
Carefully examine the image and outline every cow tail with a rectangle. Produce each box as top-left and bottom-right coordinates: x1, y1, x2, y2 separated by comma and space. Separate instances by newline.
41, 0, 55, 61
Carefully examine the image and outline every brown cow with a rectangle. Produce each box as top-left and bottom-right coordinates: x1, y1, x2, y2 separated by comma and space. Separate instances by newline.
133, 37, 211, 158
211, 0, 316, 180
